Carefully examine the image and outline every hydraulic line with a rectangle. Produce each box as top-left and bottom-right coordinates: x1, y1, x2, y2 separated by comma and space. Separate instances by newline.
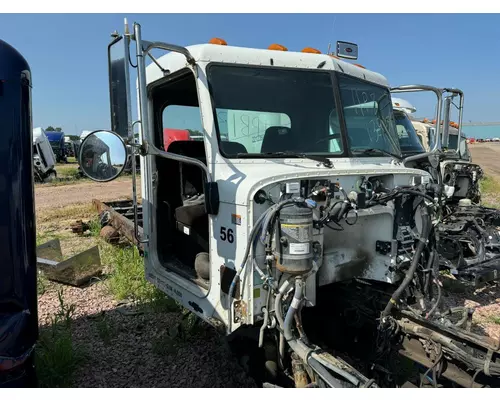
283, 278, 304, 341
281, 278, 364, 388
381, 205, 431, 319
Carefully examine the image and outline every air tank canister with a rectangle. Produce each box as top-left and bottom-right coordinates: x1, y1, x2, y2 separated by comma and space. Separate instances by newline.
274, 204, 314, 274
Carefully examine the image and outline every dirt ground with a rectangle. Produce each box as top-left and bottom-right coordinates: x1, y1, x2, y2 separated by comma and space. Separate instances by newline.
34, 149, 500, 387
470, 142, 500, 179
35, 178, 138, 212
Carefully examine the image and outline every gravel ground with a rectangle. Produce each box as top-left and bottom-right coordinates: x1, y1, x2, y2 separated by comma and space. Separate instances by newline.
35, 184, 254, 388
38, 283, 255, 388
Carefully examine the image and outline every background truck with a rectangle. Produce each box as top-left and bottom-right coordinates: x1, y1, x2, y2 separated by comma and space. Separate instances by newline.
33, 127, 57, 183
45, 130, 67, 163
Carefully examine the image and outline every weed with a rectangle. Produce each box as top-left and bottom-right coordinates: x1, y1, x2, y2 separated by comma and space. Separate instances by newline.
487, 316, 500, 325
95, 315, 117, 345
88, 217, 102, 237
37, 273, 48, 296
35, 289, 86, 387
181, 311, 205, 338
147, 293, 183, 313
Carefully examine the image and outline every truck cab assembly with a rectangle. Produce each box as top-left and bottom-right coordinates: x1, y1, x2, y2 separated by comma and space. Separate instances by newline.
393, 95, 500, 288
70, 20, 500, 388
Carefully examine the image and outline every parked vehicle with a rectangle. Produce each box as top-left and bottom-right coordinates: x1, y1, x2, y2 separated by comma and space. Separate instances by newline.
33, 127, 57, 183
45, 131, 67, 163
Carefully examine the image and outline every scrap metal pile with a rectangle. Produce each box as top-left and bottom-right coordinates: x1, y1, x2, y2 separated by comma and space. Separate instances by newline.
426, 158, 500, 286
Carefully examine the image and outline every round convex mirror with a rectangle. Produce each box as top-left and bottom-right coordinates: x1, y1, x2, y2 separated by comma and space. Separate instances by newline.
78, 130, 127, 182
459, 138, 468, 159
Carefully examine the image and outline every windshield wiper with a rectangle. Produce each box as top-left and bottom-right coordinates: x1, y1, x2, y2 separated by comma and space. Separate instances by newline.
236, 151, 333, 168
353, 148, 403, 161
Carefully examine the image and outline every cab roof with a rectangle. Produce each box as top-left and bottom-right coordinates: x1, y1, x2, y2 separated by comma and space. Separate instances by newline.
145, 43, 390, 88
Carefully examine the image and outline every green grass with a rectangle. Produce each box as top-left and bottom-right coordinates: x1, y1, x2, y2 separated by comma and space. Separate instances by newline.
480, 175, 500, 207
36, 232, 62, 246
102, 244, 180, 311
37, 273, 49, 296
86, 218, 180, 311
35, 289, 87, 387
88, 218, 102, 237
487, 316, 500, 325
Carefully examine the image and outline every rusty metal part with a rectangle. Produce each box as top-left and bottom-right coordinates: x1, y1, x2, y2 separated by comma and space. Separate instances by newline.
399, 311, 500, 352
399, 336, 483, 388
70, 219, 90, 235
311, 351, 377, 387
233, 300, 247, 324
100, 225, 120, 244
397, 316, 500, 384
291, 353, 310, 388
92, 198, 144, 250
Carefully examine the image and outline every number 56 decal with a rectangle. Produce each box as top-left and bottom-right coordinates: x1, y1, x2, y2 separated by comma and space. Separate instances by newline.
220, 227, 234, 243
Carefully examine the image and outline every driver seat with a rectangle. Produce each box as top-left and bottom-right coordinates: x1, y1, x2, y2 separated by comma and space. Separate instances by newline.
261, 126, 296, 153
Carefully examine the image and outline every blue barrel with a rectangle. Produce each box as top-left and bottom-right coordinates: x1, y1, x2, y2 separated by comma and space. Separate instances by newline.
0, 39, 38, 387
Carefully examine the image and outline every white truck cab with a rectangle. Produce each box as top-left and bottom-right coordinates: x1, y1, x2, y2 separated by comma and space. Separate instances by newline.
136, 35, 430, 329
75, 21, 500, 388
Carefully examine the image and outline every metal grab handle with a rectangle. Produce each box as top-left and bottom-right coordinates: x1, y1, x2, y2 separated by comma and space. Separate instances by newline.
130, 140, 147, 245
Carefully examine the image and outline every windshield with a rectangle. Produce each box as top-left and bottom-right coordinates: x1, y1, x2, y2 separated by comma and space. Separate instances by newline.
207, 65, 402, 158
337, 75, 401, 157
393, 111, 425, 155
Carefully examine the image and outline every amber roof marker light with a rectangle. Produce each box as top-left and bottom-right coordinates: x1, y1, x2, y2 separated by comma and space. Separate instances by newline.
268, 44, 288, 51
209, 38, 227, 45
301, 47, 321, 54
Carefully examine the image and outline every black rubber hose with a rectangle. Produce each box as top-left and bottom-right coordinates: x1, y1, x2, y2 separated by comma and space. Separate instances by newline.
381, 205, 431, 319
397, 189, 435, 203
425, 267, 442, 320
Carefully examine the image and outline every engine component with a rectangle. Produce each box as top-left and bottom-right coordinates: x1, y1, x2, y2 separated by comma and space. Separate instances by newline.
274, 204, 314, 274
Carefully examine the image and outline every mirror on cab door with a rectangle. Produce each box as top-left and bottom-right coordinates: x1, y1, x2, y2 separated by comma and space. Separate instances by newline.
78, 130, 128, 182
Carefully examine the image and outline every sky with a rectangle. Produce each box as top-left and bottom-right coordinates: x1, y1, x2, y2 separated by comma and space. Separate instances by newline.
1, 13, 500, 136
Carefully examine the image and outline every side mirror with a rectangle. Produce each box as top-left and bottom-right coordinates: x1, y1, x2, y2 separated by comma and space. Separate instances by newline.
78, 130, 128, 182
459, 138, 469, 160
